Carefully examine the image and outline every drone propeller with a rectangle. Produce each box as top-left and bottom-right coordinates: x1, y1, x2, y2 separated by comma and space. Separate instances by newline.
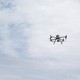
49, 35, 52, 41
50, 35, 51, 38
65, 35, 67, 39
62, 39, 64, 41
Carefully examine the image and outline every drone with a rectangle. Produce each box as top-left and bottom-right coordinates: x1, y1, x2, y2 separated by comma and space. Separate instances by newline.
49, 35, 67, 44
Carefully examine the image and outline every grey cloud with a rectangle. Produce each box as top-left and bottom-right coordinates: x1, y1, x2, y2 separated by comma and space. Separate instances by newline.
0, 0, 80, 80
0, 0, 15, 10
0, 57, 80, 80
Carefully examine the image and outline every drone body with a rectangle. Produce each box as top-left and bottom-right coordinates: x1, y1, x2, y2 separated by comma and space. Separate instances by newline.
49, 35, 67, 44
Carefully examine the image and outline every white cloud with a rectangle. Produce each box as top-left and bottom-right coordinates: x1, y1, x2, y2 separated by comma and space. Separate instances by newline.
0, 0, 80, 80
26, 0, 80, 58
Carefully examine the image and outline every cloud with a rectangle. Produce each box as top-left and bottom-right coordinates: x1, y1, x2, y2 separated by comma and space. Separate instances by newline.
0, 57, 80, 80
0, 0, 15, 10
0, 0, 80, 80
27, 0, 80, 58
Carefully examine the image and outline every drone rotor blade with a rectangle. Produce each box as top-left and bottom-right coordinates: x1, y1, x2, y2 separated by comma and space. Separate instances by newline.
65, 35, 67, 39
63, 39, 64, 41
50, 35, 52, 38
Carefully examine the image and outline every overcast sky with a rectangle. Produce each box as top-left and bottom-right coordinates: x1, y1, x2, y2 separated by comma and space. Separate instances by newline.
0, 0, 80, 80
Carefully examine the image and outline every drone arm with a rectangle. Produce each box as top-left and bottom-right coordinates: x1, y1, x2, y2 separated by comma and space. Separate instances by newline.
60, 35, 67, 39
50, 37, 56, 42
60, 36, 65, 38
50, 35, 56, 38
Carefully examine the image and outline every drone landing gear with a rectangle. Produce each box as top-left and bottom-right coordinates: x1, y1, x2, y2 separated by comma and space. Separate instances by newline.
53, 41, 56, 44
61, 41, 63, 44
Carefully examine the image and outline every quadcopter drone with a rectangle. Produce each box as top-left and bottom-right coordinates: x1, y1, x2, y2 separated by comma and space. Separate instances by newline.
49, 35, 67, 44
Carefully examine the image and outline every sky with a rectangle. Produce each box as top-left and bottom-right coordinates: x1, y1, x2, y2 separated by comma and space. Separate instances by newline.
0, 0, 80, 80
